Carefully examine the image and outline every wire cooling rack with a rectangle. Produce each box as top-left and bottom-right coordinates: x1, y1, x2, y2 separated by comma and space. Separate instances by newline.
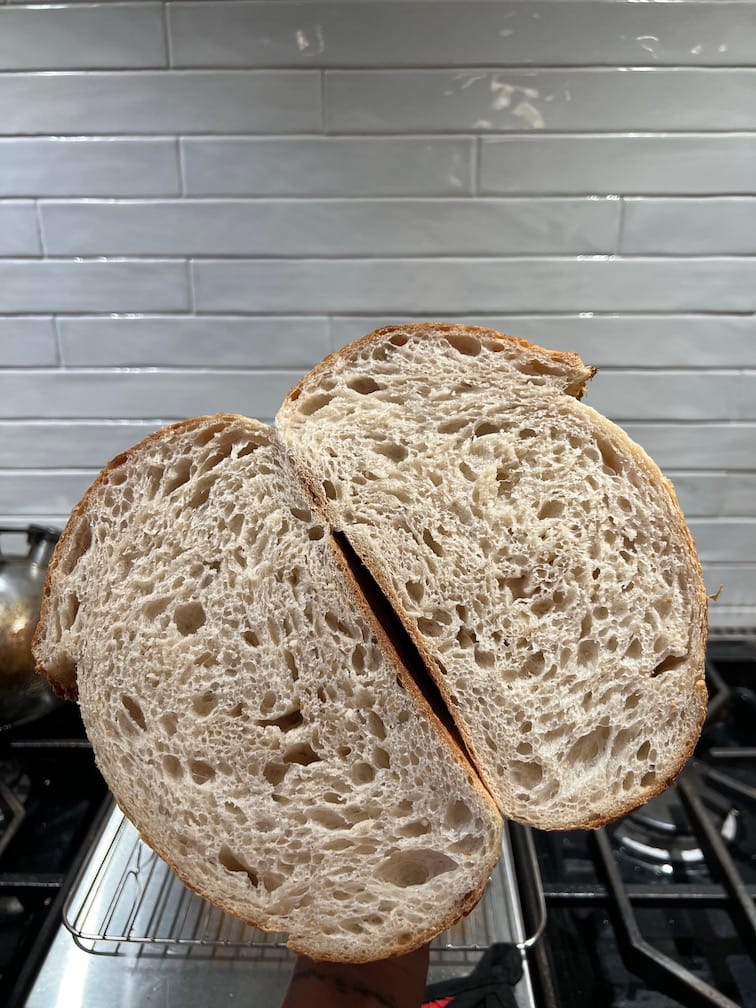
63, 805, 544, 970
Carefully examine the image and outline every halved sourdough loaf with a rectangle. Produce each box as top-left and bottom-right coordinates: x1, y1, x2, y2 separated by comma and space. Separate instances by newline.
277, 324, 708, 830
32, 415, 503, 961
33, 324, 708, 957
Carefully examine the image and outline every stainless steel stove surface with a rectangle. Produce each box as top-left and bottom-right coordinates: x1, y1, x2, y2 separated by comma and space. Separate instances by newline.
11, 639, 756, 1007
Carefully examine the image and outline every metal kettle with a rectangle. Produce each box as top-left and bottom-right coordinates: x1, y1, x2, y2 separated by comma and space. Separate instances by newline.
0, 525, 61, 727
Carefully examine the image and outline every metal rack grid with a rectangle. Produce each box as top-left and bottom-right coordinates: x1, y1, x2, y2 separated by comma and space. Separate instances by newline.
63, 807, 544, 972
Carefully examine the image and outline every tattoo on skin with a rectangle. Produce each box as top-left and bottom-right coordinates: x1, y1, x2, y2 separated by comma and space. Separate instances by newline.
290, 967, 398, 1008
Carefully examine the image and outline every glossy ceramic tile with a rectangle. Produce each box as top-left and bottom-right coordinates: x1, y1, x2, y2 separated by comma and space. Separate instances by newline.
182, 137, 474, 196
40, 198, 619, 256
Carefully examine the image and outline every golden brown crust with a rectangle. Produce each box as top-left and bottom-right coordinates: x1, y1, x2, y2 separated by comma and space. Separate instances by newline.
285, 322, 595, 408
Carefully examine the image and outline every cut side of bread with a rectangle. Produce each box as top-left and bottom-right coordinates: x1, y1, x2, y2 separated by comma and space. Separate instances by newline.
277, 324, 708, 831
33, 415, 503, 962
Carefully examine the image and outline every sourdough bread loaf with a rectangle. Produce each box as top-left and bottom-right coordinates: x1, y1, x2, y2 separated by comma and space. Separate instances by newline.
33, 324, 707, 957
276, 324, 708, 831
32, 415, 503, 961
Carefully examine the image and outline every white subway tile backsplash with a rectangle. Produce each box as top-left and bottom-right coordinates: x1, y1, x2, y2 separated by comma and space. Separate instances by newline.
0, 470, 97, 516
667, 472, 756, 518
0, 3, 166, 70
0, 370, 301, 420
40, 198, 619, 257
0, 318, 56, 365
0, 202, 41, 255
480, 135, 756, 196
0, 261, 189, 313
193, 258, 756, 314
0, 139, 180, 197
0, 72, 321, 135
0, 421, 160, 468
623, 423, 756, 472
168, 2, 756, 68
700, 565, 756, 605
622, 198, 756, 254
58, 316, 330, 366
182, 137, 474, 196
326, 69, 756, 133
688, 520, 756, 564
330, 315, 756, 367
588, 372, 756, 422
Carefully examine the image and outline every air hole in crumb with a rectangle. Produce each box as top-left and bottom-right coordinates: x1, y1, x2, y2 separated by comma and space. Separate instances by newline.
641, 770, 657, 787
445, 800, 472, 830
162, 755, 182, 780
366, 711, 387, 740
263, 762, 290, 786
348, 375, 381, 394
518, 428, 537, 440
60, 592, 80, 631
445, 332, 481, 357
458, 460, 477, 482
422, 528, 444, 556
505, 575, 530, 601
374, 442, 408, 462
243, 630, 259, 647
283, 742, 321, 767
406, 580, 424, 604
474, 421, 499, 437
308, 525, 325, 541
163, 458, 192, 495
538, 500, 564, 520
418, 616, 445, 638
188, 759, 215, 785
389, 332, 409, 346
566, 725, 610, 765
377, 850, 458, 888
351, 762, 375, 785
636, 740, 652, 762
373, 747, 390, 769
625, 639, 642, 661
174, 601, 206, 635
159, 712, 177, 736
121, 695, 146, 730
257, 708, 303, 732
652, 653, 686, 677
598, 438, 624, 475
310, 808, 350, 830
60, 519, 92, 575
143, 597, 168, 620
510, 760, 543, 789
323, 479, 338, 500
225, 801, 247, 823
187, 476, 213, 509
218, 845, 258, 887
474, 647, 495, 670
299, 392, 333, 416
578, 639, 599, 667
282, 649, 299, 681
191, 690, 218, 717
291, 506, 313, 523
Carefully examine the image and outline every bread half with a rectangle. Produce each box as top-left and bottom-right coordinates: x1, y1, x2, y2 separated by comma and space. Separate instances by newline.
277, 324, 708, 830
32, 415, 503, 961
